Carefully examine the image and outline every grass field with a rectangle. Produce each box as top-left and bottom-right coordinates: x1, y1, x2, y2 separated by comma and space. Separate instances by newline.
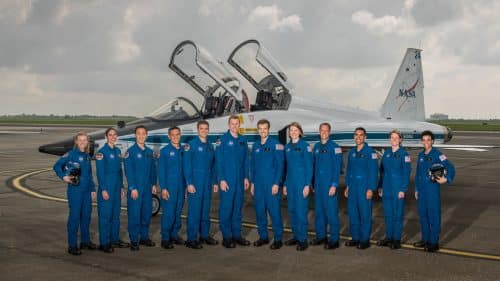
431, 120, 500, 131
0, 116, 137, 126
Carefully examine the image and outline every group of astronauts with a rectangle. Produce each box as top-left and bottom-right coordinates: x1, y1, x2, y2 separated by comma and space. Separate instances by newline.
53, 115, 455, 256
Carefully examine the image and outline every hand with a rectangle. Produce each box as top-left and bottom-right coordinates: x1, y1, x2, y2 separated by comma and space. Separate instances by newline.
303, 186, 310, 198
102, 190, 110, 201
328, 186, 336, 196
378, 188, 382, 197
271, 185, 279, 195
220, 180, 229, 192
131, 189, 139, 200
121, 189, 126, 198
152, 185, 157, 194
436, 176, 448, 184
250, 183, 254, 196
414, 191, 418, 200
162, 189, 170, 200
283, 186, 287, 196
63, 176, 73, 184
366, 189, 373, 200
344, 187, 349, 198
398, 191, 405, 199
187, 184, 196, 194
213, 184, 219, 193
244, 178, 250, 191
91, 191, 96, 201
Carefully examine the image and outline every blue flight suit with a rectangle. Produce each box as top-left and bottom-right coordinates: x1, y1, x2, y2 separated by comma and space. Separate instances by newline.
53, 148, 96, 248
313, 140, 343, 243
415, 147, 455, 245
379, 147, 411, 241
216, 130, 249, 240
184, 137, 216, 242
250, 137, 284, 242
124, 143, 157, 243
95, 144, 124, 247
284, 139, 313, 243
345, 143, 378, 243
158, 143, 185, 242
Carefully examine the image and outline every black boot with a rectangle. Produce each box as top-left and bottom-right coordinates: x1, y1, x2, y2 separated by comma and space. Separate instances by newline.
270, 240, 283, 250
112, 240, 130, 248
376, 238, 392, 247
345, 240, 359, 247
390, 240, 401, 250
233, 237, 250, 246
99, 244, 114, 253
310, 238, 326, 246
296, 241, 308, 251
222, 239, 236, 248
185, 240, 203, 249
130, 242, 139, 251
357, 241, 370, 249
200, 236, 218, 245
324, 241, 340, 250
139, 239, 156, 247
413, 240, 427, 248
80, 242, 97, 250
170, 237, 185, 245
285, 238, 298, 246
253, 238, 270, 247
161, 240, 174, 249
68, 247, 82, 255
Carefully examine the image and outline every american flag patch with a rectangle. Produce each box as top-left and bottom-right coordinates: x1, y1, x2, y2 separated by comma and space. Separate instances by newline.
307, 146, 312, 152
276, 144, 284, 150
335, 147, 342, 154
95, 153, 104, 160
439, 154, 447, 161
372, 153, 378, 159
405, 155, 411, 162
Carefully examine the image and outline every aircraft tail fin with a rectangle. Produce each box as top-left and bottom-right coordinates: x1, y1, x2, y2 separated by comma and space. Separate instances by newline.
380, 48, 425, 121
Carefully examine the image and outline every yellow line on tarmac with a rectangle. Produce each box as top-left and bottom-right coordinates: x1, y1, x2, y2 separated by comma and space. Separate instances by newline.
9, 168, 500, 262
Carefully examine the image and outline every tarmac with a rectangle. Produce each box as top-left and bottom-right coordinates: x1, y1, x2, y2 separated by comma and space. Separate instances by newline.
1, 126, 500, 281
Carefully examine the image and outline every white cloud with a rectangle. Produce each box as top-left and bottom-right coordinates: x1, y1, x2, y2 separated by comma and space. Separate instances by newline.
0, 0, 33, 24
248, 5, 303, 32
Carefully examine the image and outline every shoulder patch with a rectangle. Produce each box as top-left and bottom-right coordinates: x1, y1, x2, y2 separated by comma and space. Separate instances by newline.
184, 144, 190, 151
405, 155, 411, 163
439, 154, 447, 161
372, 153, 378, 159
123, 151, 129, 159
335, 147, 342, 154
307, 145, 312, 153
275, 144, 284, 150
215, 139, 221, 146
95, 153, 104, 160
62, 152, 69, 158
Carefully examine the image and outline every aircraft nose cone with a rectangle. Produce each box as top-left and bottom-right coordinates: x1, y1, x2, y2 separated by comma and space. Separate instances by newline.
38, 138, 74, 156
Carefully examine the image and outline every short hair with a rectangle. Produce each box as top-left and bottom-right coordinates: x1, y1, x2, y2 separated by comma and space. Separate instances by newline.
197, 120, 209, 129
389, 129, 402, 139
168, 126, 180, 134
134, 125, 147, 134
228, 115, 240, 124
105, 127, 117, 137
319, 122, 331, 131
354, 127, 366, 135
257, 119, 270, 129
288, 122, 304, 138
421, 130, 435, 140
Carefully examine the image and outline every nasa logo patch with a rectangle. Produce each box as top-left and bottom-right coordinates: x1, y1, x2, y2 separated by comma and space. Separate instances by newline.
372, 153, 378, 160
109, 154, 115, 159
95, 153, 104, 160
137, 153, 142, 159
405, 156, 411, 163
228, 140, 234, 146
198, 146, 203, 152
78, 156, 84, 162
255, 148, 260, 153
170, 151, 175, 156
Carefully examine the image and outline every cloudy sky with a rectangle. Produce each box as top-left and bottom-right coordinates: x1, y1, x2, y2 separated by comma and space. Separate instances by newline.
1, 0, 499, 118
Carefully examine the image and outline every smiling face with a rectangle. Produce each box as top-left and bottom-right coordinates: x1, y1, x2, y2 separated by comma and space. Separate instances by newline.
390, 132, 402, 147
197, 123, 209, 139
422, 135, 434, 150
106, 129, 118, 146
135, 127, 147, 145
319, 124, 330, 142
354, 129, 366, 146
228, 117, 240, 135
168, 128, 181, 146
258, 123, 269, 140
75, 134, 89, 152
289, 125, 301, 141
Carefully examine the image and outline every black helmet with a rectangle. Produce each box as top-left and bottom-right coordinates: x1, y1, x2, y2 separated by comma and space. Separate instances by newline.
428, 163, 447, 182
64, 161, 81, 186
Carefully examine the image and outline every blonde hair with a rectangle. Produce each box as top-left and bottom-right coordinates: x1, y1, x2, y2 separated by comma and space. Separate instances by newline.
389, 129, 403, 144
73, 131, 90, 153
288, 122, 304, 138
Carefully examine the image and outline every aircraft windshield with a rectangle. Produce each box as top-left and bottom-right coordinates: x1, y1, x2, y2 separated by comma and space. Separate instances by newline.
169, 40, 249, 118
228, 39, 292, 111
147, 97, 200, 121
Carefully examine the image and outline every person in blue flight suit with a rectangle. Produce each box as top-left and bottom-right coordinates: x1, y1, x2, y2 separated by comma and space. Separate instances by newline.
413, 130, 455, 252
158, 126, 186, 249
216, 115, 250, 248
284, 122, 313, 251
124, 125, 157, 251
310, 122, 343, 250
53, 131, 97, 255
250, 119, 285, 250
184, 121, 219, 249
344, 127, 378, 250
376, 129, 411, 250
95, 128, 130, 253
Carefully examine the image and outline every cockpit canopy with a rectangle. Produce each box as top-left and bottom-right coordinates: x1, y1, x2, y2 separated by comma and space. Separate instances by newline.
228, 39, 292, 111
147, 97, 201, 121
